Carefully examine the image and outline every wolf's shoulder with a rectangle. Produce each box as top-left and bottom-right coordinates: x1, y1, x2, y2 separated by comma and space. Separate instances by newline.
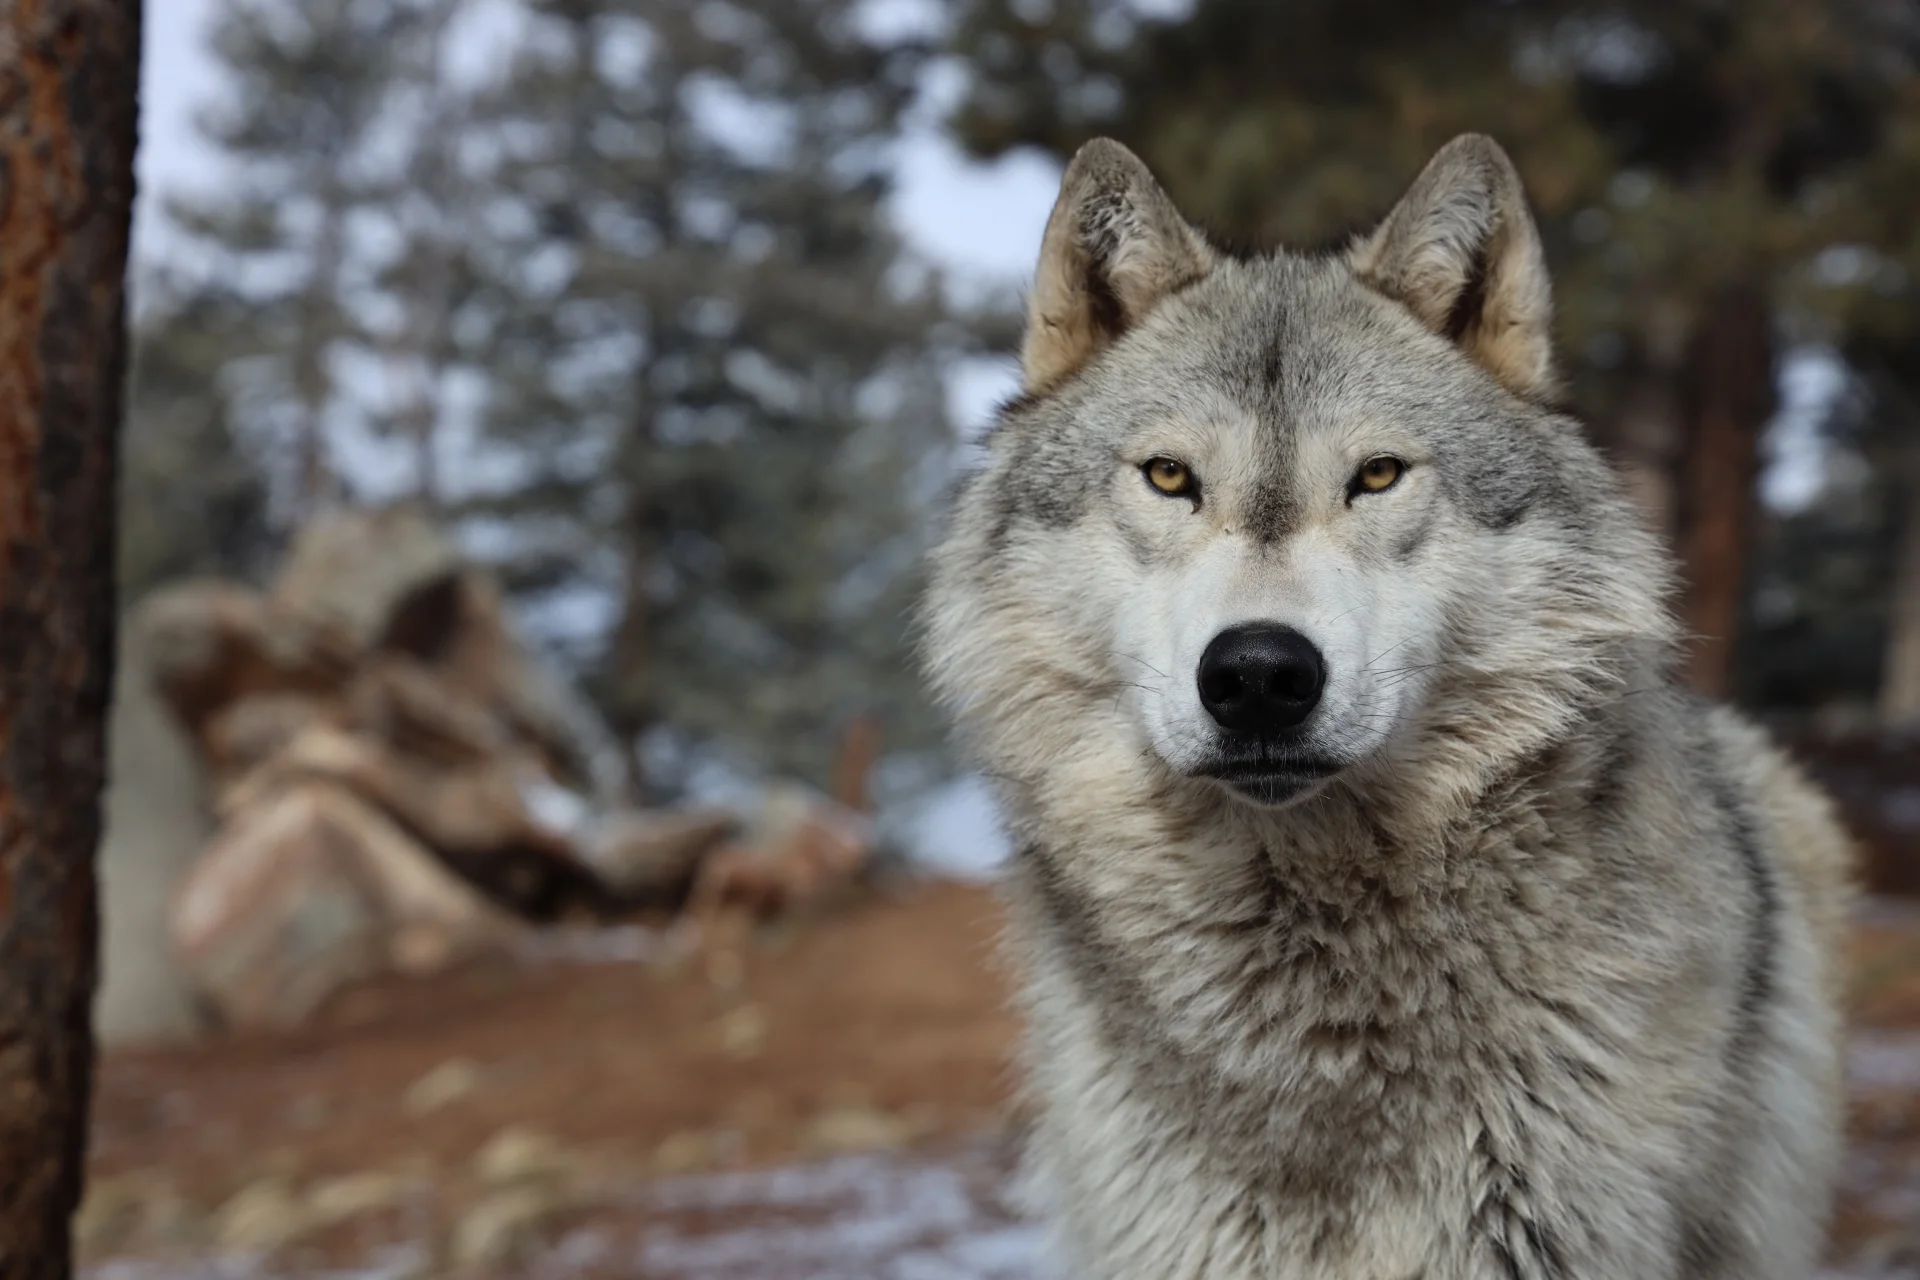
1689, 701, 1858, 990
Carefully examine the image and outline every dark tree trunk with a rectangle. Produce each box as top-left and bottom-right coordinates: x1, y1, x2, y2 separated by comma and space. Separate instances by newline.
1678, 284, 1776, 700
292, 195, 343, 525
833, 714, 881, 814
1881, 441, 1920, 728
1606, 373, 1688, 544
0, 0, 139, 1274
607, 538, 655, 795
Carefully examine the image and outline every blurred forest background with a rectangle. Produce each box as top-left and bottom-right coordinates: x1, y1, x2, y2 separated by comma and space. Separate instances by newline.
124, 0, 1920, 822
72, 2, 1920, 1275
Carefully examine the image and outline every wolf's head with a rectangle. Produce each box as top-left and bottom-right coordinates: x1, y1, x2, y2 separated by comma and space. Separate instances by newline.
925, 135, 1676, 821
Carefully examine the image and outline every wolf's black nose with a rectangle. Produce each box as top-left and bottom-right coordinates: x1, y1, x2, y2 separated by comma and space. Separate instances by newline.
1197, 624, 1325, 735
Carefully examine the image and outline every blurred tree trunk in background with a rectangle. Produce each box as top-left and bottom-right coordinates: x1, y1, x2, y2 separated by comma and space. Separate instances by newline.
1594, 303, 1696, 544
291, 190, 346, 524
0, 0, 138, 1273
382, 0, 470, 515
834, 715, 881, 813
1678, 285, 1776, 698
1607, 370, 1688, 544
1881, 442, 1920, 727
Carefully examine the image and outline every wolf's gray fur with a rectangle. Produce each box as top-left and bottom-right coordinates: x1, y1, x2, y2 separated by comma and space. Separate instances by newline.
922, 134, 1854, 1278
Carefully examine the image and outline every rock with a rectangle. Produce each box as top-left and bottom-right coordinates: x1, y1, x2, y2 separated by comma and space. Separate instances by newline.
201, 692, 333, 785
138, 579, 357, 736
221, 722, 616, 921
118, 505, 656, 1038
272, 507, 631, 806
689, 783, 875, 921
346, 655, 513, 769
270, 506, 463, 655
448, 1186, 566, 1268
95, 613, 216, 1046
474, 1125, 568, 1187
402, 1057, 485, 1116
303, 1171, 411, 1227
213, 1179, 308, 1253
80, 1181, 208, 1253
716, 1003, 769, 1058
584, 807, 736, 905
436, 572, 633, 809
171, 780, 522, 1030
652, 1130, 714, 1175
74, 1175, 147, 1255
803, 1104, 912, 1155
138, 1185, 207, 1249
746, 782, 874, 856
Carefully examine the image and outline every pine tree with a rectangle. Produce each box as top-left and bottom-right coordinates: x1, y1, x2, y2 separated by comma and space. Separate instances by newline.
168, 0, 445, 522
449, 0, 961, 791
120, 279, 276, 605
361, 0, 476, 511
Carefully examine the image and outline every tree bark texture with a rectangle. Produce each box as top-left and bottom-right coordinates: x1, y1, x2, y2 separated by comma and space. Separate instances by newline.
1678, 285, 1775, 700
0, 0, 138, 1274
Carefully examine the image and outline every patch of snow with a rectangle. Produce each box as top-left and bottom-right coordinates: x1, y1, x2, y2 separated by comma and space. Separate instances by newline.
899, 775, 1012, 880
1882, 788, 1920, 834
898, 1223, 1054, 1277
87, 1249, 428, 1280
629, 1145, 1043, 1280
1849, 1031, 1920, 1092
514, 924, 663, 966
516, 772, 594, 839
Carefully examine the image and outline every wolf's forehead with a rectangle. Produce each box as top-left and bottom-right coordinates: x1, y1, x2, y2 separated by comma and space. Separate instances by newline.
1113, 256, 1450, 434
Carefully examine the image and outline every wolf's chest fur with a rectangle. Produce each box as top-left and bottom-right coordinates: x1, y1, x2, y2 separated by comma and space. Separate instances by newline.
1007, 772, 1745, 1277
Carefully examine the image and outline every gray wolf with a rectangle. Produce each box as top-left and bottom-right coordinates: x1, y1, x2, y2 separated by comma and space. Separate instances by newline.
921, 133, 1855, 1278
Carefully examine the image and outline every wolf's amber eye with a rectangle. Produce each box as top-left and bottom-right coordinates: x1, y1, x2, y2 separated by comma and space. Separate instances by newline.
1353, 455, 1405, 496
1144, 457, 1195, 497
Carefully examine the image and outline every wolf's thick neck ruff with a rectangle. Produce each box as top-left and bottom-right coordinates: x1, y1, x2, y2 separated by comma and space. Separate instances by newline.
993, 680, 1826, 1277
923, 134, 1851, 1278
1004, 683, 1665, 1071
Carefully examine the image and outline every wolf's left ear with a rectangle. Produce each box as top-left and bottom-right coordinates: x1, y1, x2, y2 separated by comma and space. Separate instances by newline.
1021, 138, 1216, 395
1349, 134, 1558, 401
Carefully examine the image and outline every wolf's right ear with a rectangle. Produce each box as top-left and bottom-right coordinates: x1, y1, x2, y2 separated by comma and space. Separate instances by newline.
1349, 134, 1558, 401
1021, 138, 1215, 395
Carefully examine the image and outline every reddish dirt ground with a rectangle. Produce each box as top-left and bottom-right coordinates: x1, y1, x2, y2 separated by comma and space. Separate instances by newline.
92, 880, 1018, 1188
80, 879, 1920, 1278
84, 880, 1025, 1276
